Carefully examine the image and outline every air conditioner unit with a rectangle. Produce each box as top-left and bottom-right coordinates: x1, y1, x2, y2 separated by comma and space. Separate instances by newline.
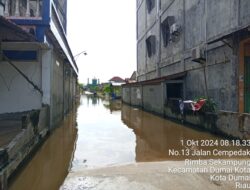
192, 47, 206, 63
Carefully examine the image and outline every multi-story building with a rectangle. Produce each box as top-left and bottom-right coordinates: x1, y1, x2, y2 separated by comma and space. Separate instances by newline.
136, 0, 250, 112
0, 0, 77, 127
0, 1, 78, 187
123, 0, 250, 139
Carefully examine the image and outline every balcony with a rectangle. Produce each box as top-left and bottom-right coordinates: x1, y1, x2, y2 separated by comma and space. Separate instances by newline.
4, 0, 42, 18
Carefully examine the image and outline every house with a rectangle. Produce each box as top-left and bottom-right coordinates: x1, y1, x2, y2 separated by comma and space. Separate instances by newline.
109, 76, 125, 99
122, 0, 250, 139
109, 76, 125, 86
125, 71, 137, 83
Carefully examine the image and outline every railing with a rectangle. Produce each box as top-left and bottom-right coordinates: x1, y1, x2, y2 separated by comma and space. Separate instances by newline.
4, 0, 42, 18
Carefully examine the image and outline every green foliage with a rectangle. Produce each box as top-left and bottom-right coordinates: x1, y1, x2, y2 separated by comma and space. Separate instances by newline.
103, 84, 111, 94
113, 87, 121, 96
78, 83, 84, 90
195, 97, 217, 113
89, 85, 99, 92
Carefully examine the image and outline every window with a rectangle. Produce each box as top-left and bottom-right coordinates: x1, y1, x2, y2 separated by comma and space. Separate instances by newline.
161, 16, 175, 47
3, 50, 37, 61
166, 83, 183, 100
146, 35, 156, 58
146, 0, 155, 13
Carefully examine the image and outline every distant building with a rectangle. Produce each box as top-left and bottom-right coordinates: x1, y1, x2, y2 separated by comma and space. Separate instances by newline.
109, 76, 125, 86
125, 71, 137, 83
109, 76, 125, 99
92, 78, 98, 86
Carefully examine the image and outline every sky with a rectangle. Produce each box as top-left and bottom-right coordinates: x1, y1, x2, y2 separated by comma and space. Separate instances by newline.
67, 0, 137, 84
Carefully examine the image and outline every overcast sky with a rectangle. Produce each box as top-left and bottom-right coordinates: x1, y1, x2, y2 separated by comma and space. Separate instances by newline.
67, 0, 136, 84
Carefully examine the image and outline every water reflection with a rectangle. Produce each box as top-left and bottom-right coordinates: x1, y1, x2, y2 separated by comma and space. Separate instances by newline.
102, 99, 122, 113
9, 112, 77, 190
86, 95, 100, 106
121, 104, 248, 161
71, 95, 135, 171
9, 95, 248, 190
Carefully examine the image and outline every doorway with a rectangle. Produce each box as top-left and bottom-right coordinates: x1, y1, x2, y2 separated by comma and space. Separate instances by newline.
245, 56, 250, 113
240, 41, 250, 113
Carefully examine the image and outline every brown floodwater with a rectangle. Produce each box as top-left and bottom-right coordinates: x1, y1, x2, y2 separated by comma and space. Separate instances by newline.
8, 95, 249, 190
8, 112, 77, 190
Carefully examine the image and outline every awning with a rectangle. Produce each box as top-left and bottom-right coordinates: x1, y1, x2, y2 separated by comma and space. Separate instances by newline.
122, 71, 187, 87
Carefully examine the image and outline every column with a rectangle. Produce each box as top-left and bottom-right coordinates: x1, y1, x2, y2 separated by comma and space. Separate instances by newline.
14, 0, 20, 16
25, 0, 30, 16
4, 0, 9, 16
35, 0, 39, 17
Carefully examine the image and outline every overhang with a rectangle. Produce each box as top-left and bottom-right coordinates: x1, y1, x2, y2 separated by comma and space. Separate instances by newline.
47, 21, 78, 75
0, 16, 36, 42
208, 25, 250, 45
123, 71, 187, 87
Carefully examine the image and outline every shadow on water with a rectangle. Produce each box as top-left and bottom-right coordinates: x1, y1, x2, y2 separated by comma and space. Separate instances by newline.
9, 95, 249, 190
9, 112, 78, 190
121, 104, 249, 161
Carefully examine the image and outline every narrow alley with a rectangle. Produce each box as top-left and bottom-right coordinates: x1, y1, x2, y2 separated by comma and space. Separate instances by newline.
8, 95, 248, 190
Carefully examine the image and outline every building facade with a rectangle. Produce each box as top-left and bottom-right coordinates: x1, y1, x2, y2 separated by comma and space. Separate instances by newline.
0, 1, 78, 188
123, 0, 250, 139
0, 0, 78, 128
136, 0, 250, 112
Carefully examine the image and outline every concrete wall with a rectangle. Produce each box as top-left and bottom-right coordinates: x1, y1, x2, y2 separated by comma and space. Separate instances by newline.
50, 52, 77, 128
122, 87, 131, 104
122, 84, 250, 140
0, 60, 42, 114
131, 86, 143, 107
51, 53, 64, 128
123, 83, 164, 115
41, 49, 52, 106
142, 84, 164, 114
136, 0, 250, 111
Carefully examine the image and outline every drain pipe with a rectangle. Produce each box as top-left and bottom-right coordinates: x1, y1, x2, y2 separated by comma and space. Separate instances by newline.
204, 0, 209, 98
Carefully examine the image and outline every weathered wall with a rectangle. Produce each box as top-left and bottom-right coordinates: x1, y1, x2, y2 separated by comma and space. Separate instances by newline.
131, 86, 143, 107
142, 84, 164, 114
217, 112, 250, 139
0, 60, 42, 114
51, 53, 64, 128
136, 0, 250, 111
122, 85, 250, 140
122, 87, 131, 104
41, 49, 52, 106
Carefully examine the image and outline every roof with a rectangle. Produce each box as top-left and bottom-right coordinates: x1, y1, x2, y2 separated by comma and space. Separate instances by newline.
122, 71, 187, 87
130, 71, 137, 80
109, 76, 125, 83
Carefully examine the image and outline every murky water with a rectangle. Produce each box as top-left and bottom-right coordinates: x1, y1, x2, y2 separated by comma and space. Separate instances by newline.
9, 95, 248, 190
9, 112, 77, 190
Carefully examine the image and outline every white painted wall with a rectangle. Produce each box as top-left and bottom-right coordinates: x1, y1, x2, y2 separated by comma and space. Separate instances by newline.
0, 60, 42, 114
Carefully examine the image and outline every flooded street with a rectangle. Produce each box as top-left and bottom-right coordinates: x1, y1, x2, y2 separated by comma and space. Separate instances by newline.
9, 95, 248, 190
